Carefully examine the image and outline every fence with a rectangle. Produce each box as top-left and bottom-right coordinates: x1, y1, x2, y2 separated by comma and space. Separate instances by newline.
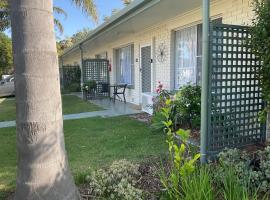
82, 59, 110, 99
207, 24, 266, 154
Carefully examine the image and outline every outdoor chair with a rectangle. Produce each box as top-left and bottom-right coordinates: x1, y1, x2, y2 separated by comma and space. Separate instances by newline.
112, 84, 127, 104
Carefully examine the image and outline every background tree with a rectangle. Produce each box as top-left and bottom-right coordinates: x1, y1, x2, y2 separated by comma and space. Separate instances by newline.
57, 28, 92, 54
250, 0, 270, 121
10, 0, 97, 199
1, 0, 98, 34
0, 32, 12, 77
0, 1, 9, 31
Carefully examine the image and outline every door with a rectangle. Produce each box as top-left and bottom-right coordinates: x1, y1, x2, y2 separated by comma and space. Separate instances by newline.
141, 46, 152, 93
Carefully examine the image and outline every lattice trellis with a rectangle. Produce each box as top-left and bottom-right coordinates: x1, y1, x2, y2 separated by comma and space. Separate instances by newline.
208, 24, 266, 153
82, 59, 110, 99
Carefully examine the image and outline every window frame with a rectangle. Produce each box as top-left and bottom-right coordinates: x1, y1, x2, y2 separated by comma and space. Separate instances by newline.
114, 44, 135, 87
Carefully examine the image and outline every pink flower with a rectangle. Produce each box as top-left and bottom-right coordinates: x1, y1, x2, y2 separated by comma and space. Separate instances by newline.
156, 88, 160, 93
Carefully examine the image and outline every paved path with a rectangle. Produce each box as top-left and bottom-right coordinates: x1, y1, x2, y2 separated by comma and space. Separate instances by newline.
0, 99, 142, 129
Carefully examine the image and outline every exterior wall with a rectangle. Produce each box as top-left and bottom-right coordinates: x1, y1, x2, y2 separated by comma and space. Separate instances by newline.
61, 0, 254, 105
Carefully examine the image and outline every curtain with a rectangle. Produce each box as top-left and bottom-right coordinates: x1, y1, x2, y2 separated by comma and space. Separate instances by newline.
118, 45, 132, 84
175, 26, 197, 89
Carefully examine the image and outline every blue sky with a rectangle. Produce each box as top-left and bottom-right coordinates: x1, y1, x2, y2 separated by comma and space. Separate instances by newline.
5, 0, 124, 39
54, 0, 124, 39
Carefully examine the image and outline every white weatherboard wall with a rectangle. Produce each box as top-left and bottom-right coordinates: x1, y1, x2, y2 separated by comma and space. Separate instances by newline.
61, 0, 254, 105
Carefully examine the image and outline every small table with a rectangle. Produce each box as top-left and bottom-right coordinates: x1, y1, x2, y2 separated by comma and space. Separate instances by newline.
110, 84, 127, 103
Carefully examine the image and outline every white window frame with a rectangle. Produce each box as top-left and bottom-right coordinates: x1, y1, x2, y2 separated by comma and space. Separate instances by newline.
174, 25, 198, 89
115, 44, 134, 86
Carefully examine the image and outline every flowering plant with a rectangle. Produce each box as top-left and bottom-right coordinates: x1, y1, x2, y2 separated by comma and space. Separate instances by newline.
82, 80, 97, 92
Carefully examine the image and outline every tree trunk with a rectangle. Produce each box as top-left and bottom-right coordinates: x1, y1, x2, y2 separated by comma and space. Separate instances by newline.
10, 0, 80, 199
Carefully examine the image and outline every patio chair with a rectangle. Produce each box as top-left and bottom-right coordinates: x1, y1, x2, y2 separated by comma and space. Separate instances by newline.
113, 84, 127, 104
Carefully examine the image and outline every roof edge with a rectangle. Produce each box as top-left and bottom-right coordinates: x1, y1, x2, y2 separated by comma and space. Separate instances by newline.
60, 0, 157, 57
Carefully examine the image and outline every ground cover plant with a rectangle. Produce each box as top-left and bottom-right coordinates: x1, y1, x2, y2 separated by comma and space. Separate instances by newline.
0, 95, 102, 122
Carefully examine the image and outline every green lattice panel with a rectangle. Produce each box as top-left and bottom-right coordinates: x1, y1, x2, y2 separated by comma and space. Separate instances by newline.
208, 24, 266, 153
82, 59, 110, 98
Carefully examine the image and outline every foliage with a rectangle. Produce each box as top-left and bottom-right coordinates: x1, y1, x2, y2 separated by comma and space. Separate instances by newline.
217, 147, 270, 193
174, 85, 201, 128
61, 66, 81, 92
151, 82, 174, 132
71, 0, 98, 22
0, 0, 9, 31
153, 81, 171, 113
159, 99, 201, 199
220, 165, 265, 200
82, 80, 97, 92
0, 0, 97, 34
85, 160, 143, 200
180, 166, 214, 200
66, 82, 81, 92
0, 32, 12, 77
57, 28, 92, 54
250, 0, 270, 119
0, 0, 67, 34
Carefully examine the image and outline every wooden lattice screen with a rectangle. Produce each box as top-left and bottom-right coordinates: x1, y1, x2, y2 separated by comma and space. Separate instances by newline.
208, 24, 266, 154
82, 59, 110, 99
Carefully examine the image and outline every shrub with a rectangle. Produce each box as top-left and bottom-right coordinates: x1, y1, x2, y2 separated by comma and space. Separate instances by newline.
83, 80, 97, 91
217, 147, 270, 193
250, 0, 270, 119
174, 85, 201, 128
153, 81, 171, 114
67, 82, 81, 92
158, 99, 201, 199
85, 160, 143, 200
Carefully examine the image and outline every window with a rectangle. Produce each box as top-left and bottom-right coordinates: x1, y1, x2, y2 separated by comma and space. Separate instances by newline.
175, 26, 198, 89
174, 18, 222, 89
115, 45, 134, 85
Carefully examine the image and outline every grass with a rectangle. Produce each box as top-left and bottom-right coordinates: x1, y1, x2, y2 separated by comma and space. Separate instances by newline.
0, 95, 102, 122
61, 95, 102, 114
0, 116, 166, 199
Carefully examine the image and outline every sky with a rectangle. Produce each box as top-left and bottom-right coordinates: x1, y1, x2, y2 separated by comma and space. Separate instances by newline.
5, 0, 125, 39
54, 0, 124, 39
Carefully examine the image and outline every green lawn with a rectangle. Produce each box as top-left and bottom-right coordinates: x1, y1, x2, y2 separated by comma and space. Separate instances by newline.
0, 95, 102, 122
0, 116, 166, 199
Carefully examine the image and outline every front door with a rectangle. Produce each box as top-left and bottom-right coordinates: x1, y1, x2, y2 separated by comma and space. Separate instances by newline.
141, 46, 151, 93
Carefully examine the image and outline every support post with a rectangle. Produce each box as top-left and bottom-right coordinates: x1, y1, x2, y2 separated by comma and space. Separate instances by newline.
79, 43, 84, 88
200, 0, 210, 164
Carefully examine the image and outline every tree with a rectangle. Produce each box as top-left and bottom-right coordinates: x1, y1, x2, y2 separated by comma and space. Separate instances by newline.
1, 0, 98, 34
250, 0, 270, 121
10, 0, 96, 199
0, 32, 12, 76
57, 28, 92, 54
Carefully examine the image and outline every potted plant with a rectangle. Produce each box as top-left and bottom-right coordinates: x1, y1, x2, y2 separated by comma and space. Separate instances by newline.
82, 80, 97, 100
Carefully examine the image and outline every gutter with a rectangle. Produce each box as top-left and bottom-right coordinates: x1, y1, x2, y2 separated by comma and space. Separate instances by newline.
60, 0, 160, 58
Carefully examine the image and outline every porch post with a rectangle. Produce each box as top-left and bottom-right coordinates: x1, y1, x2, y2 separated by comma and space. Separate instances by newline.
200, 0, 210, 164
79, 43, 84, 88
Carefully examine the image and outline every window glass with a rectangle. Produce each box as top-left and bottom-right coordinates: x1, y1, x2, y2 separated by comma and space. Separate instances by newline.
175, 26, 197, 89
116, 45, 134, 85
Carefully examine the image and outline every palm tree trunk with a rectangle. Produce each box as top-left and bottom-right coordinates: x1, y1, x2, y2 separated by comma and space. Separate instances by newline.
10, 0, 80, 199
